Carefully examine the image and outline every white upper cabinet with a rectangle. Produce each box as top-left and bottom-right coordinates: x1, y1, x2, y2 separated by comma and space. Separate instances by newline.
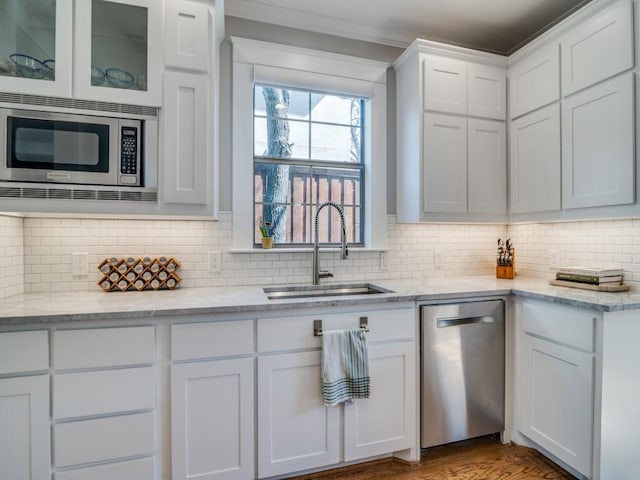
74, 0, 162, 106
561, 0, 633, 97
0, 0, 162, 106
423, 55, 467, 115
468, 64, 506, 120
509, 43, 560, 119
510, 104, 561, 214
562, 72, 635, 209
0, 0, 73, 97
423, 55, 506, 120
468, 119, 506, 214
423, 112, 467, 213
164, 0, 211, 72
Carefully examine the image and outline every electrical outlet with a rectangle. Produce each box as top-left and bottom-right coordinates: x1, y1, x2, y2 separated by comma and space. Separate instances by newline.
379, 251, 388, 271
208, 251, 222, 273
72, 252, 89, 276
435, 249, 444, 270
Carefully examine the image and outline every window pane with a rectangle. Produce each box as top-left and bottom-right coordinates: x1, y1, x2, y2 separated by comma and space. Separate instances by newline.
254, 161, 362, 245
254, 118, 310, 159
311, 94, 360, 126
311, 124, 359, 162
255, 86, 309, 120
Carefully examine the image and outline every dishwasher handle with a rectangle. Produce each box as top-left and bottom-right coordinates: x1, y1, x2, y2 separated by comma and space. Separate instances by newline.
437, 315, 495, 328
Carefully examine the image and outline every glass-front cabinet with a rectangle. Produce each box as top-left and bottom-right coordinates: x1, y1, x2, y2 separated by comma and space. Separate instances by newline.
0, 0, 73, 97
0, 0, 160, 106
74, 0, 161, 105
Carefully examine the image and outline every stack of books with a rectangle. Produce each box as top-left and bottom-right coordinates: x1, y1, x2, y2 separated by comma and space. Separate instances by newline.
555, 267, 623, 286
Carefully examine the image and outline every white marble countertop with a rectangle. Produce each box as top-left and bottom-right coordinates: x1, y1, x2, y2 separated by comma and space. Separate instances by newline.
3, 275, 640, 325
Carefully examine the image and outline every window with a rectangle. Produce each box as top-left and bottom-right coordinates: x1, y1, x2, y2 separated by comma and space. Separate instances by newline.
232, 38, 388, 251
253, 85, 365, 246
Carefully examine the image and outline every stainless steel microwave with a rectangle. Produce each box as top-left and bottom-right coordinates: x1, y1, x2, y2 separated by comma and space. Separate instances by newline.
0, 108, 144, 187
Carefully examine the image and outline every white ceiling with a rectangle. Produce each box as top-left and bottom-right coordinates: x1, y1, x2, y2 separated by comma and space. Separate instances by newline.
225, 0, 593, 55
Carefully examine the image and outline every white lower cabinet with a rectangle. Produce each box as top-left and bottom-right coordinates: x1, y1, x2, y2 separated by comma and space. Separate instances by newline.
257, 305, 417, 478
257, 351, 340, 478
171, 358, 254, 480
516, 299, 596, 478
519, 335, 593, 476
0, 375, 51, 480
170, 320, 255, 480
344, 341, 416, 461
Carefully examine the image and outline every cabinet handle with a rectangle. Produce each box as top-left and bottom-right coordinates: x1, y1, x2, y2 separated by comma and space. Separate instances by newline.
313, 317, 370, 336
437, 315, 494, 328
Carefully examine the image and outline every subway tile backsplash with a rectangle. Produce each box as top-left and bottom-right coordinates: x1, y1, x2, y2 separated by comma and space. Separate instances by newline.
0, 215, 24, 299
3, 213, 640, 298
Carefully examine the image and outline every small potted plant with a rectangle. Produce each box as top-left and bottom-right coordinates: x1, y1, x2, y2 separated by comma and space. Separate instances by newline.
259, 217, 273, 249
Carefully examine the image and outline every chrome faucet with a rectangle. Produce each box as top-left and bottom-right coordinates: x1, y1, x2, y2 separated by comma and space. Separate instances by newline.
313, 202, 348, 285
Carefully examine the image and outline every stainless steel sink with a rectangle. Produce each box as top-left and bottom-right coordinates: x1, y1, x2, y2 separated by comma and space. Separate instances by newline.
263, 283, 393, 300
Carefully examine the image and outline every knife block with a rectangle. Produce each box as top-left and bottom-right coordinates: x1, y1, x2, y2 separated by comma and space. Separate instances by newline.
496, 250, 515, 279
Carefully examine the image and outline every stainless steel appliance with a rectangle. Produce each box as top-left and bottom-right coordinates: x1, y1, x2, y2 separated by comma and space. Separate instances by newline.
0, 108, 143, 187
421, 300, 505, 448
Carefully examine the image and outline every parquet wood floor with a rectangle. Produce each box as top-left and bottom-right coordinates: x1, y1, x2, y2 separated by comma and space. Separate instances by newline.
288, 437, 577, 480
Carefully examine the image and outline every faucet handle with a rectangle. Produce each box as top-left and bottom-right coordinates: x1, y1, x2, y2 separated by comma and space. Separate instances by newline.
319, 270, 334, 279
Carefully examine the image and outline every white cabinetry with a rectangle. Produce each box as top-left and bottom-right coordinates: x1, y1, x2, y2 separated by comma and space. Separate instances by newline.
396, 40, 507, 222
257, 305, 417, 478
161, 0, 220, 214
508, 0, 635, 220
561, 0, 633, 96
509, 44, 560, 119
509, 104, 561, 214
562, 73, 634, 209
171, 320, 254, 480
0, 331, 50, 480
0, 0, 161, 106
52, 326, 156, 479
517, 300, 595, 477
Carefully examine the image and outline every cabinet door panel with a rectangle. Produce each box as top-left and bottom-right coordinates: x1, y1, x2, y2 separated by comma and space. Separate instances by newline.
509, 104, 561, 213
163, 71, 209, 205
423, 56, 467, 115
344, 342, 416, 461
520, 335, 593, 477
258, 351, 339, 478
172, 358, 254, 480
0, 375, 50, 480
468, 119, 506, 214
0, 330, 49, 375
562, 73, 634, 209
561, 0, 633, 96
423, 113, 467, 213
164, 0, 211, 72
509, 44, 560, 119
468, 64, 506, 120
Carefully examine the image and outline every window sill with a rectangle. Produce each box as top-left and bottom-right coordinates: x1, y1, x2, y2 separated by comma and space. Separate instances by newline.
229, 247, 388, 254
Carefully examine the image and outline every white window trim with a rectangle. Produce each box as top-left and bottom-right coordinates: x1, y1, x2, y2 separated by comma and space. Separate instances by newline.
231, 37, 389, 250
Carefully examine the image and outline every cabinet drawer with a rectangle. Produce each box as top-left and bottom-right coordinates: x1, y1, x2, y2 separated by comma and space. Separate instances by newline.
521, 301, 596, 351
258, 307, 415, 352
172, 320, 254, 361
53, 326, 154, 369
53, 367, 154, 419
53, 412, 154, 468
0, 330, 49, 374
54, 456, 154, 480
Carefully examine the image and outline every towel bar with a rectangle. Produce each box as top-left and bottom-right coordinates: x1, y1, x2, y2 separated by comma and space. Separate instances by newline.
314, 316, 369, 336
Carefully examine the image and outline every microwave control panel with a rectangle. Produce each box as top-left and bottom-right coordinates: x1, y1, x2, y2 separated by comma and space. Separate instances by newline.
120, 127, 139, 176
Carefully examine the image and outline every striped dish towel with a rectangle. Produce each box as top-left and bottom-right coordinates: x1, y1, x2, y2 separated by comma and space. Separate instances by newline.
321, 328, 370, 406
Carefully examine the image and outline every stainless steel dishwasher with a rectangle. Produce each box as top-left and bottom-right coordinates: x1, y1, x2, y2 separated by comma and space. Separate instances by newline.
420, 300, 505, 448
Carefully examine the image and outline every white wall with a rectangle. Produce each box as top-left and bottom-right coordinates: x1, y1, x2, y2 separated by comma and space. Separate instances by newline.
0, 215, 24, 299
